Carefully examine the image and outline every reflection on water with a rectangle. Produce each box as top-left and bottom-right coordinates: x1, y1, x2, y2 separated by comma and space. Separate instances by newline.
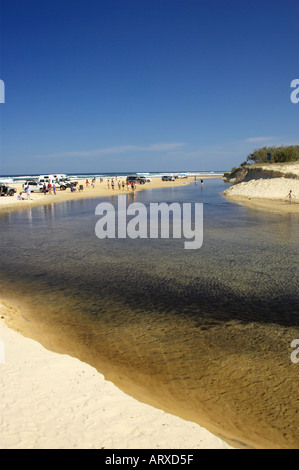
0, 180, 298, 448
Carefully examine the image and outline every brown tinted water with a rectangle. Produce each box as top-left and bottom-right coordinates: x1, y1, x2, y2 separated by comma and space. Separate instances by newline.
0, 180, 298, 448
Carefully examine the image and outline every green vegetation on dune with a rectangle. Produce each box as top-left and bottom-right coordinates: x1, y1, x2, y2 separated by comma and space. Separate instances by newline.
245, 145, 299, 164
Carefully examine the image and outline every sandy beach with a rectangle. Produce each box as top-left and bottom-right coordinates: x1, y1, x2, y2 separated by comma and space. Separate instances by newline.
0, 177, 195, 212
0, 301, 232, 450
223, 164, 299, 214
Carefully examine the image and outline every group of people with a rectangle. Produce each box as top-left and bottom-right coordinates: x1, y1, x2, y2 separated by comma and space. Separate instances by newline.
42, 182, 57, 195
107, 179, 137, 191
85, 178, 97, 188
18, 185, 33, 200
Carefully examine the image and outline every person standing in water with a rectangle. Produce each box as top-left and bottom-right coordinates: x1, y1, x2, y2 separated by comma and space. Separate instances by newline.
286, 190, 295, 204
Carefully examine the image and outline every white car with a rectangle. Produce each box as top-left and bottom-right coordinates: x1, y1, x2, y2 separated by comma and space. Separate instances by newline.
22, 181, 44, 192
22, 180, 67, 192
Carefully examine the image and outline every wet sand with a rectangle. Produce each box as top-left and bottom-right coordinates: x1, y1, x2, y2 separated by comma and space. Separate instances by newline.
224, 193, 299, 214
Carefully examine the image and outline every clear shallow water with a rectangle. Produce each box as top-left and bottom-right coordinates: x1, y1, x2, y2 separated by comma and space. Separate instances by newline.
1, 179, 298, 448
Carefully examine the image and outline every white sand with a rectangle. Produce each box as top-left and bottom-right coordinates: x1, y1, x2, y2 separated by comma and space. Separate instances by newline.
0, 319, 233, 449
223, 163, 299, 213
257, 162, 299, 176
223, 177, 299, 200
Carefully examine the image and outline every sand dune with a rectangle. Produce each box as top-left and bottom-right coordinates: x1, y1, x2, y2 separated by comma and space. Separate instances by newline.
223, 164, 299, 213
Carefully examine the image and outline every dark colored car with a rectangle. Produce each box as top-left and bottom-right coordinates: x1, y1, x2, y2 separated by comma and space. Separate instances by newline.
0, 184, 17, 196
126, 176, 146, 184
161, 175, 175, 181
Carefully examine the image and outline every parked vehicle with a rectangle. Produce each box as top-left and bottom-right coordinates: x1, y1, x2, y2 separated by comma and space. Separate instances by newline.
22, 181, 44, 192
126, 176, 146, 184
38, 175, 56, 184
23, 180, 67, 191
137, 174, 152, 182
58, 178, 78, 188
161, 175, 175, 181
0, 184, 17, 196
178, 173, 187, 178
53, 174, 67, 180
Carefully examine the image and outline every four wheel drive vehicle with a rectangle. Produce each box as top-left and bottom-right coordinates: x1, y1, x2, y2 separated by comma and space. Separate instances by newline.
161, 175, 175, 181
0, 185, 17, 196
126, 176, 146, 184
137, 174, 152, 182
22, 181, 44, 192
176, 173, 187, 179
58, 178, 78, 188
23, 180, 68, 191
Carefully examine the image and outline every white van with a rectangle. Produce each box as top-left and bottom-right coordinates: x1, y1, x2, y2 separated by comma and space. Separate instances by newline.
53, 174, 67, 181
38, 174, 56, 184
36, 175, 68, 190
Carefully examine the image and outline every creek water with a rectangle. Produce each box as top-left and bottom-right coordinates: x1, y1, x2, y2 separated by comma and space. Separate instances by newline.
1, 179, 298, 448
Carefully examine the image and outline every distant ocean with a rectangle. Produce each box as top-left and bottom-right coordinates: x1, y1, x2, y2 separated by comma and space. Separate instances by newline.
0, 170, 224, 184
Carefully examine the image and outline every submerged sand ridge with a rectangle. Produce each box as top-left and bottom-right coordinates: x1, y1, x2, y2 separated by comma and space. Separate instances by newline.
1, 242, 298, 450
1, 291, 298, 449
0, 302, 232, 449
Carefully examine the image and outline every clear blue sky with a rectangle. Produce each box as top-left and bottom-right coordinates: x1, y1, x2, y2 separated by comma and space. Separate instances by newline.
0, 0, 298, 174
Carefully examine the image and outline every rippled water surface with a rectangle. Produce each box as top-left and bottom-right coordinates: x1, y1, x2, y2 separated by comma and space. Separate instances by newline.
1, 179, 298, 448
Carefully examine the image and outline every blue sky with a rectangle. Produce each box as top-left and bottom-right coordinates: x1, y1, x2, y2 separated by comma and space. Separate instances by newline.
0, 0, 298, 174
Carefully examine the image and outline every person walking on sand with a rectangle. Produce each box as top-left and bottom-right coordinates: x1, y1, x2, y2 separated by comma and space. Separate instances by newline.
111, 179, 115, 190
26, 185, 31, 200
43, 183, 47, 195
53, 183, 56, 195
286, 190, 295, 204
107, 179, 110, 189
122, 180, 125, 191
